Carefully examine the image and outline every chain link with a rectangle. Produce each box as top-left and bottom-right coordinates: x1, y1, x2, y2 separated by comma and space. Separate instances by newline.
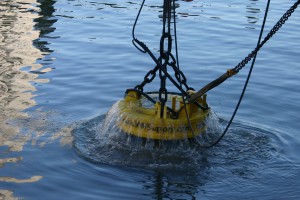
133, 0, 195, 112
168, 53, 191, 90
233, 1, 299, 73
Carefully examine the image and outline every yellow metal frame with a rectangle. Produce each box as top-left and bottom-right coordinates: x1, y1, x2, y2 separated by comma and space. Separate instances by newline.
117, 90, 209, 140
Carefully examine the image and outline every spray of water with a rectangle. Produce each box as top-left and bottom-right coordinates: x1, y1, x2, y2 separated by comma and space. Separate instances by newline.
72, 100, 279, 171
68, 101, 219, 169
97, 100, 222, 148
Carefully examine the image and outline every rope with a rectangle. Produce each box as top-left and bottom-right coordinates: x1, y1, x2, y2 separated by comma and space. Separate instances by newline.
130, 0, 207, 114
129, 0, 299, 147
187, 0, 271, 148
188, 0, 300, 103
132, 0, 147, 53
233, 0, 300, 74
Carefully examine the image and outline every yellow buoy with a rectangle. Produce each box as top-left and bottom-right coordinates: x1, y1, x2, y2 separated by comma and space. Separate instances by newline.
117, 90, 210, 140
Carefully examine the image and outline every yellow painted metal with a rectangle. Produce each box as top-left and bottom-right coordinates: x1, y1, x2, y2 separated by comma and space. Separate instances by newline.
117, 90, 209, 140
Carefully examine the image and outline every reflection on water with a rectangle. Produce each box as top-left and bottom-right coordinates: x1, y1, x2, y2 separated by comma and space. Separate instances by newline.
1, 0, 299, 199
33, 0, 58, 53
143, 171, 202, 199
245, 0, 261, 28
0, 157, 22, 168
0, 189, 18, 200
0, 0, 43, 151
0, 175, 43, 183
0, 0, 57, 196
0, 0, 61, 151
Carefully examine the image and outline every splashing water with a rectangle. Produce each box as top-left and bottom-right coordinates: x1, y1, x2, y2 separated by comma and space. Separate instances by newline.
72, 99, 280, 172
72, 100, 223, 168
99, 100, 223, 147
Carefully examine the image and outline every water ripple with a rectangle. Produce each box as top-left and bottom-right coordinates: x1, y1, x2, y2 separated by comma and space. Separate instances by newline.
72, 103, 281, 178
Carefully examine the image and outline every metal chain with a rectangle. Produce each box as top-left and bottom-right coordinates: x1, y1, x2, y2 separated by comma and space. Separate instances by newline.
157, 0, 172, 115
131, 0, 209, 116
168, 53, 193, 91
135, 65, 159, 92
133, 1, 192, 93
233, 1, 300, 73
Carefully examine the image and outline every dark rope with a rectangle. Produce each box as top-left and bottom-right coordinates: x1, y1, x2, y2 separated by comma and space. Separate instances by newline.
189, 0, 271, 148
132, 0, 147, 53
233, 0, 300, 73
131, 0, 199, 107
188, 0, 300, 103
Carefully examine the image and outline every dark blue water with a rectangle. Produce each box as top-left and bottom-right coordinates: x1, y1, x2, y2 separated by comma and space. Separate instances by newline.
1, 0, 300, 199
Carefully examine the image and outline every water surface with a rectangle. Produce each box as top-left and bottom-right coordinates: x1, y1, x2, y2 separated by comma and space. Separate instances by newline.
1, 0, 300, 199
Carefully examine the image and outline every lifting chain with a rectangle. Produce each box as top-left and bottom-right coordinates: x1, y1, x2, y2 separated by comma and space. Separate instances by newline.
131, 0, 198, 118
233, 0, 300, 74
159, 0, 172, 117
187, 0, 299, 148
188, 0, 300, 103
